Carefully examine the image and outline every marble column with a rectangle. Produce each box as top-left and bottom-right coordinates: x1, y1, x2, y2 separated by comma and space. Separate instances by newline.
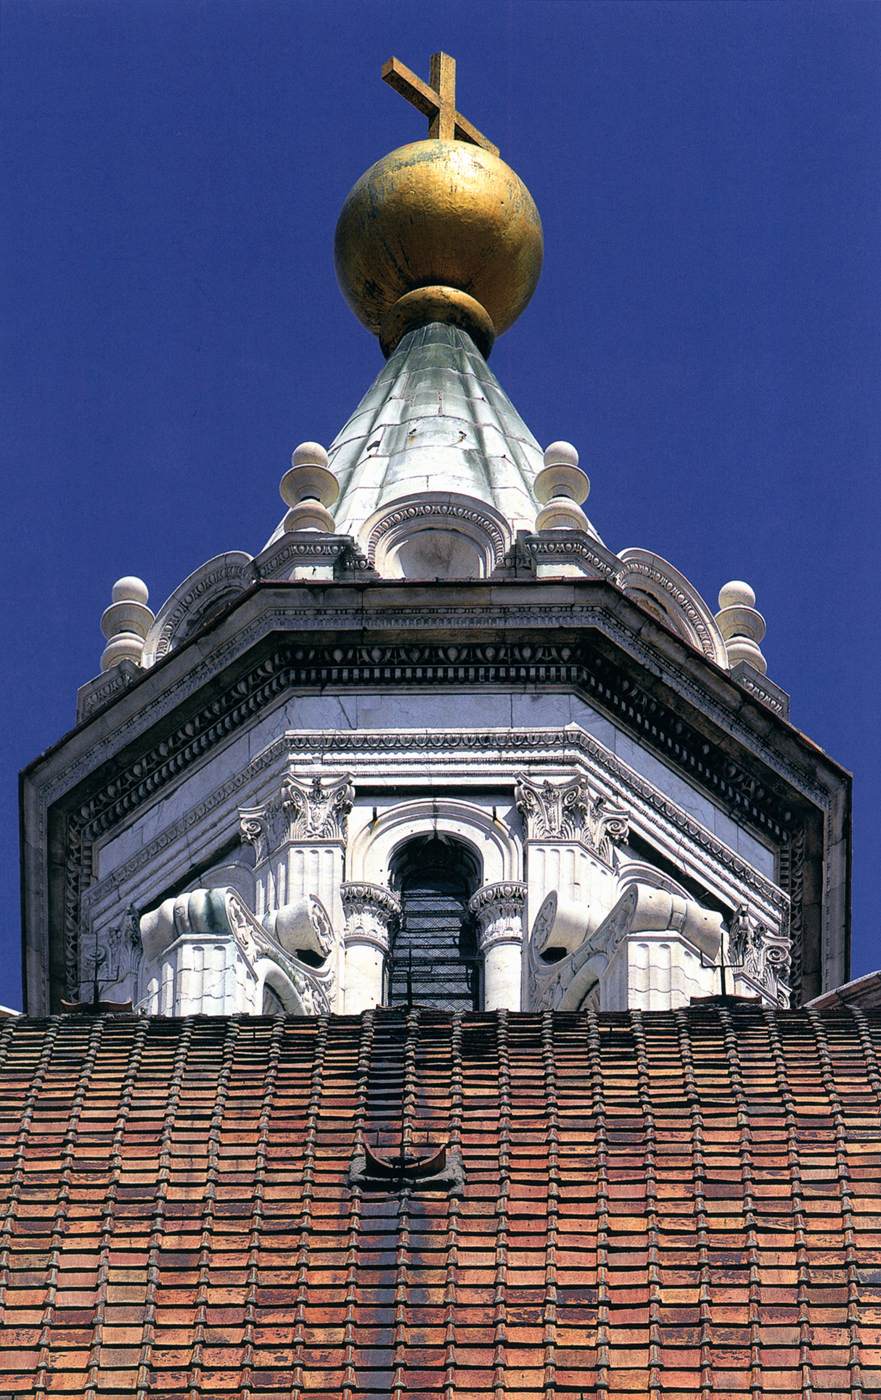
468, 881, 527, 1011
340, 881, 401, 1013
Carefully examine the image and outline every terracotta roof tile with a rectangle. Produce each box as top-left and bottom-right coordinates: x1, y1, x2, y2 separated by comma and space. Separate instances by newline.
1, 1005, 880, 1395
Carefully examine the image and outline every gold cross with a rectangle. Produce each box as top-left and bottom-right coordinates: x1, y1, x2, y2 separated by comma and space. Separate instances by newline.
381, 51, 499, 157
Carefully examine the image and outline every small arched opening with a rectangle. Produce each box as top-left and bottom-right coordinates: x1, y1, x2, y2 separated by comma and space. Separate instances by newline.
388, 834, 481, 1010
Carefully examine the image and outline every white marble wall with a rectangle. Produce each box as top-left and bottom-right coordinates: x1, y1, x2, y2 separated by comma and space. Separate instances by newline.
82, 707, 788, 1016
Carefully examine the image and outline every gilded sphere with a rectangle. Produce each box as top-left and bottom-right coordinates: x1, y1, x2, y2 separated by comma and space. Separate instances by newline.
334, 140, 543, 355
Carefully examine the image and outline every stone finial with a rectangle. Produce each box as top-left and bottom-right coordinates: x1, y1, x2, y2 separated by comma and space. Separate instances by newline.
715, 580, 767, 674
534, 442, 591, 532
100, 576, 154, 672
279, 442, 340, 533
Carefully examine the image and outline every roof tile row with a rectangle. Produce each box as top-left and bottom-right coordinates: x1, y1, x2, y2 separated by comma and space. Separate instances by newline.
0, 1004, 879, 1397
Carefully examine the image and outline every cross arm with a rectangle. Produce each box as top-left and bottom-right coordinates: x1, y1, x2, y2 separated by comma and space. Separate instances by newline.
381, 56, 500, 157
453, 110, 498, 157
382, 57, 439, 122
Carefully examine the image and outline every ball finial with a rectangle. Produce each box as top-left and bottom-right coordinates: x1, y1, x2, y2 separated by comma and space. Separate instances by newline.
335, 140, 543, 357
534, 441, 592, 531
718, 580, 756, 610
100, 576, 154, 672
715, 579, 767, 675
335, 52, 543, 358
291, 442, 329, 471
543, 441, 580, 472
279, 442, 339, 533
111, 576, 149, 606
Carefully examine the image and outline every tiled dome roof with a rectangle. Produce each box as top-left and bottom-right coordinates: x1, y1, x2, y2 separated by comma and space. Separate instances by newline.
1, 1003, 879, 1398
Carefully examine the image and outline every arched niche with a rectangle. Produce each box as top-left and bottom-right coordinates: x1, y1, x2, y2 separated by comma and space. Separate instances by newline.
347, 797, 521, 888
360, 493, 512, 580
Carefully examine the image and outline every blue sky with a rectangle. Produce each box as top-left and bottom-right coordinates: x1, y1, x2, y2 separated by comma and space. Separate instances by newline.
2, 0, 879, 1009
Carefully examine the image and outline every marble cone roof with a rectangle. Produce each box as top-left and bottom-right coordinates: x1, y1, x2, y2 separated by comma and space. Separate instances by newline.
2, 1004, 881, 1398
267, 324, 544, 549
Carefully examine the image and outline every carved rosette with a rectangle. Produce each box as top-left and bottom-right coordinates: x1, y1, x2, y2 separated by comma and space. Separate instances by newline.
468, 881, 527, 954
729, 904, 791, 1006
240, 771, 355, 862
340, 882, 401, 955
515, 774, 629, 861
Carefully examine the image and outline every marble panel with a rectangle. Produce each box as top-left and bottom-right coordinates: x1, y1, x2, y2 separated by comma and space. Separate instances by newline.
96, 685, 777, 893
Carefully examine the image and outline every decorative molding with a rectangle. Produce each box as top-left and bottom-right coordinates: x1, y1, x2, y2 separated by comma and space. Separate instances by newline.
617, 548, 729, 668
45, 602, 828, 811
76, 660, 140, 723
33, 616, 828, 1003
730, 660, 790, 718
515, 774, 629, 860
365, 496, 510, 570
514, 531, 623, 582
141, 552, 254, 666
779, 826, 806, 994
254, 532, 375, 582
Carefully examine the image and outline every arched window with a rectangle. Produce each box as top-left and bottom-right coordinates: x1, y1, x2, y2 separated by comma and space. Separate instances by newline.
388, 835, 481, 1011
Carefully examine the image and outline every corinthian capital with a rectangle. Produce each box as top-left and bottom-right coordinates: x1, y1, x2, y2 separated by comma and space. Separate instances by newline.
730, 904, 791, 1005
516, 774, 590, 841
282, 773, 355, 841
240, 771, 355, 862
340, 882, 401, 954
515, 774, 629, 861
468, 881, 527, 954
